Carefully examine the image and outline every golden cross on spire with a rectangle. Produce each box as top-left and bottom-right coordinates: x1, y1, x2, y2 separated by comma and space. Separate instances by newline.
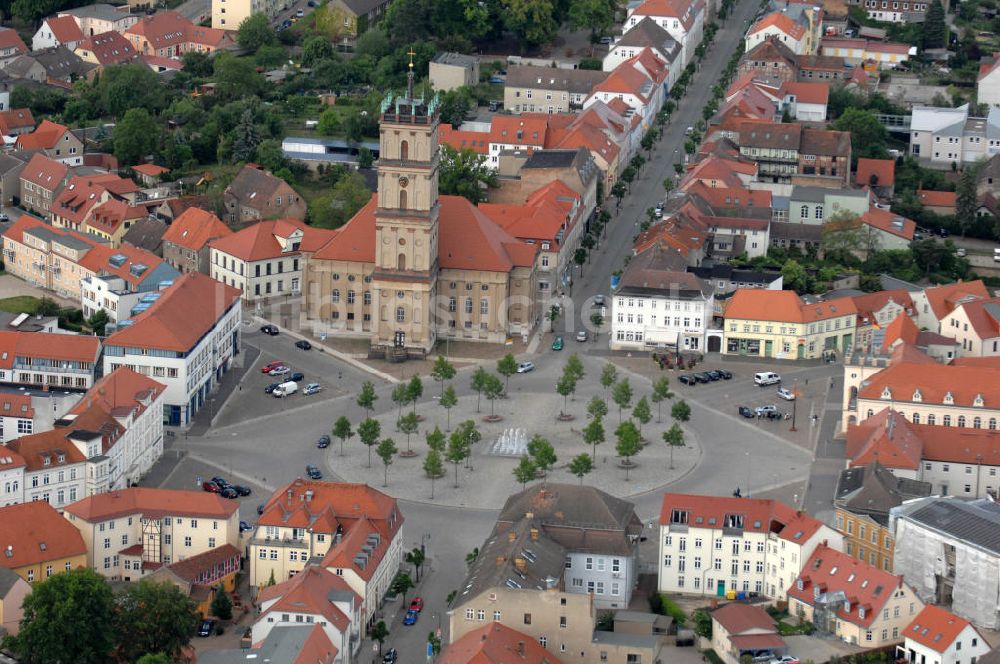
407, 48, 416, 69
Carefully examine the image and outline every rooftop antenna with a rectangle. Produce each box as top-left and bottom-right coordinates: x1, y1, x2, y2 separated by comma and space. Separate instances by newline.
406, 47, 416, 100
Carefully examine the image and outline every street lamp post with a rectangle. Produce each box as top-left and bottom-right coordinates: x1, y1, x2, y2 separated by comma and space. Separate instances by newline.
746, 451, 751, 498
789, 380, 799, 432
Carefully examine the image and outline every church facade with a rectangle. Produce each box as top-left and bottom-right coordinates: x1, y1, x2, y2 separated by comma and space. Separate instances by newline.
302, 92, 541, 358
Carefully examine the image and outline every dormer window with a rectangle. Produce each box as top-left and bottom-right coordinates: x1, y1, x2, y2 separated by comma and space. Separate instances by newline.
813, 586, 820, 598
881, 387, 892, 400
943, 391, 954, 405
912, 389, 922, 402
859, 608, 866, 619
974, 394, 984, 408
843, 600, 851, 612
796, 579, 804, 591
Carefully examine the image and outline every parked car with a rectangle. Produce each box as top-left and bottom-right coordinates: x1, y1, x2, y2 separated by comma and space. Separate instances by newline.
715, 369, 733, 379
198, 619, 216, 637
202, 481, 221, 493
220, 487, 238, 499
295, 340, 312, 350
231, 485, 252, 496
777, 387, 796, 401
306, 464, 322, 479
551, 336, 564, 351
383, 649, 399, 664
269, 366, 291, 376
738, 405, 754, 418
259, 325, 278, 335
290, 372, 305, 382
296, 8, 304, 16
770, 657, 799, 664
957, 247, 967, 257
303, 383, 323, 395
403, 609, 419, 626
678, 374, 697, 385
262, 360, 284, 373
593, 294, 605, 307
409, 597, 424, 612
938, 227, 950, 238
704, 370, 721, 381
211, 476, 229, 488
764, 410, 785, 420
317, 435, 331, 448
281, 18, 292, 28
753, 371, 781, 386
693, 373, 710, 383
517, 362, 535, 373
239, 520, 253, 532
264, 382, 281, 394
488, 100, 501, 112
755, 404, 778, 416
576, 330, 588, 342
599, 35, 613, 44
0, 214, 9, 223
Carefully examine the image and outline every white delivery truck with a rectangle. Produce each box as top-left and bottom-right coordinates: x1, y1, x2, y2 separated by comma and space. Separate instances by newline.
273, 381, 298, 397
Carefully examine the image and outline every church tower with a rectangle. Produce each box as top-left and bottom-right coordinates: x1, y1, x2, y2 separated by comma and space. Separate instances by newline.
370, 53, 441, 358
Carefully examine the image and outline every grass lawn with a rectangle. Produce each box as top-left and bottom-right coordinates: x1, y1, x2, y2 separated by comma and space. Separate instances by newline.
0, 296, 44, 315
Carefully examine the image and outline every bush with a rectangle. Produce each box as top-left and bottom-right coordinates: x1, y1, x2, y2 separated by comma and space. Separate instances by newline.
653, 594, 688, 626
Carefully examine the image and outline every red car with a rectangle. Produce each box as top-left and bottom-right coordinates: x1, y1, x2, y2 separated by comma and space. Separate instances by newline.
261, 361, 284, 374
408, 597, 424, 613
202, 481, 221, 493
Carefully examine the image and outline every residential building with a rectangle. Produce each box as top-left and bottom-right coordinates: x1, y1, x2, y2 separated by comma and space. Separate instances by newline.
0, 109, 35, 137
504, 66, 608, 114
442, 622, 563, 664
584, 51, 669, 128
0, 329, 101, 391
979, 55, 1000, 109
738, 37, 799, 85
0, 567, 30, 635
121, 217, 167, 255
860, 208, 916, 250
626, 0, 706, 67
209, 218, 336, 302
786, 185, 869, 225
0, 449, 26, 507
14, 120, 84, 166
611, 248, 714, 352
861, 0, 939, 21
162, 207, 232, 275
495, 484, 642, 610
745, 12, 809, 55
74, 30, 137, 67
493, 148, 600, 220
253, 565, 361, 662
102, 272, 242, 426
57, 4, 141, 36
820, 37, 916, 68
899, 606, 990, 664
907, 105, 991, 166
834, 462, 932, 572
857, 158, 896, 199
32, 15, 85, 52
940, 297, 1000, 357
912, 280, 990, 332
851, 288, 913, 353
778, 81, 829, 121
891, 496, 1000, 629
657, 493, 843, 600
83, 197, 152, 246
302, 91, 539, 353
0, 154, 28, 208
711, 603, 789, 664
50, 173, 141, 232
125, 11, 234, 57
0, 28, 28, 66
3, 427, 88, 507
146, 544, 242, 615
603, 17, 681, 73
799, 126, 852, 185
0, 501, 86, 583
199, 625, 341, 664
211, 0, 282, 30
917, 189, 957, 216
788, 544, 923, 646
0, 393, 36, 446
223, 164, 305, 228
723, 289, 857, 359
248, 480, 404, 635
429, 52, 479, 92
18, 153, 68, 216
63, 486, 240, 579
735, 122, 851, 184
4, 47, 95, 88
322, 0, 392, 50
688, 263, 783, 297
131, 164, 169, 187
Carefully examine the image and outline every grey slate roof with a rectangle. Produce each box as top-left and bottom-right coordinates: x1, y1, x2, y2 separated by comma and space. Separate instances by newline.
61, 3, 130, 21
835, 463, 931, 526
197, 626, 326, 664
121, 217, 167, 255
432, 52, 478, 67
900, 498, 1000, 555
687, 263, 782, 286
225, 166, 287, 210
521, 149, 580, 169
614, 17, 681, 60
505, 65, 608, 95
31, 46, 94, 80
0, 566, 24, 596
24, 226, 93, 250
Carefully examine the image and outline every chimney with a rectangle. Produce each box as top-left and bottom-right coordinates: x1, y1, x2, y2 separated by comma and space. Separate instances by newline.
508, 531, 517, 542
525, 511, 534, 519
514, 557, 527, 572
530, 528, 539, 541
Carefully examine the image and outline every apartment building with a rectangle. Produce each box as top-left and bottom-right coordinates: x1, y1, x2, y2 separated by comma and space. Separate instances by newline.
161, 207, 233, 275
658, 493, 842, 600
860, 0, 940, 22
63, 487, 240, 579
31, 15, 84, 52
0, 330, 100, 391
603, 17, 681, 73
125, 11, 233, 57
910, 280, 989, 333
57, 4, 141, 36
939, 297, 1000, 357
222, 165, 305, 228
442, 623, 563, 664
0, 501, 86, 583
18, 153, 68, 216
735, 122, 851, 185
900, 606, 990, 664
146, 544, 242, 616
504, 66, 608, 114
907, 105, 1000, 166
14, 120, 84, 167
978, 55, 1000, 108
103, 273, 242, 426
625, 0, 706, 66
745, 11, 809, 55
212, 0, 282, 30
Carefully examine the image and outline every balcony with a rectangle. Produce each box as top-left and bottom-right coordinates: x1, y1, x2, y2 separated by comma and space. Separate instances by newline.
13, 363, 92, 375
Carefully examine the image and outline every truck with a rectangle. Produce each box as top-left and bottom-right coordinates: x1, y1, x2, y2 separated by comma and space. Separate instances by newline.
273, 381, 298, 397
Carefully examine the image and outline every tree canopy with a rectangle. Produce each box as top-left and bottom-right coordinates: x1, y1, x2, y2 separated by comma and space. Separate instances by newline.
439, 145, 498, 204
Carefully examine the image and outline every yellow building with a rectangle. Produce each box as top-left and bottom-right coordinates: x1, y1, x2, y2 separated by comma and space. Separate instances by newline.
0, 502, 87, 583
723, 289, 857, 359
146, 543, 242, 616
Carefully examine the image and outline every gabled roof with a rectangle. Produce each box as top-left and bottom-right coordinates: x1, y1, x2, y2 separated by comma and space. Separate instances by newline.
0, 330, 100, 371
659, 493, 825, 544
615, 17, 680, 55
155, 543, 241, 585
479, 180, 578, 247
103, 272, 240, 352
917, 189, 957, 208
199, 625, 339, 664
712, 603, 778, 635
43, 15, 85, 45
631, 0, 701, 30
725, 289, 856, 323
749, 11, 806, 40
86, 198, 148, 235
923, 280, 990, 321
441, 623, 563, 664
0, 108, 34, 135
224, 165, 295, 210
15, 119, 72, 151
881, 314, 920, 352
896, 497, 1000, 556
121, 217, 167, 254
18, 152, 67, 190
257, 566, 356, 634
950, 296, 1000, 339
856, 158, 895, 187
125, 11, 230, 49
835, 461, 931, 524
132, 164, 169, 177
906, 606, 981, 654
50, 173, 125, 227
505, 65, 608, 95
860, 208, 915, 241
209, 218, 336, 262
738, 121, 802, 149
800, 127, 851, 157
162, 207, 232, 252
743, 35, 799, 66
65, 486, 238, 521
0, 27, 27, 56
778, 81, 829, 105
438, 124, 489, 154
591, 63, 653, 102
979, 54, 1000, 81
851, 289, 912, 324
0, 502, 86, 570
856, 356, 1000, 406
75, 30, 136, 66
489, 115, 549, 148
77, 242, 174, 290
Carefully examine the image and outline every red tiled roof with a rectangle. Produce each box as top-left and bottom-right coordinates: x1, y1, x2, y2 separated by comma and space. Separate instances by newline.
852, 289, 913, 323
438, 125, 489, 155
70, 367, 165, 418
5, 429, 87, 471
591, 64, 653, 102
0, 330, 100, 368
0, 502, 86, 570
0, 392, 33, 420
861, 208, 915, 241
846, 409, 924, 470
75, 30, 136, 66
65, 487, 238, 521
441, 623, 563, 664
44, 16, 85, 44
489, 115, 549, 149
132, 164, 169, 177
881, 314, 919, 352
856, 358, 1000, 406
103, 272, 241, 352
0, 27, 27, 56
750, 12, 806, 40
730, 634, 788, 650
979, 54, 1000, 81
659, 493, 825, 544
479, 180, 579, 247
86, 198, 148, 235
161, 207, 232, 252
725, 290, 857, 323
0, 108, 34, 135
712, 603, 777, 634
924, 280, 989, 321
950, 296, 1000, 339
126, 11, 230, 49
209, 218, 336, 262
822, 37, 913, 55
855, 158, 895, 187
631, 0, 700, 30
77, 243, 169, 290
15, 120, 72, 151
917, 189, 957, 209
158, 543, 241, 585
789, 544, 906, 627
779, 81, 829, 105
51, 174, 128, 227
257, 566, 357, 634
18, 153, 67, 190
906, 604, 980, 653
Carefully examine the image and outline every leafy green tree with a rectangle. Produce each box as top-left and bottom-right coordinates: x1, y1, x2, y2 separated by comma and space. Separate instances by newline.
568, 0, 615, 35
309, 172, 373, 229
781, 258, 809, 294
671, 399, 692, 423
633, 396, 652, 439
431, 355, 456, 395
615, 420, 641, 480
546, 304, 560, 332
583, 415, 605, 459
209, 584, 232, 621
182, 51, 213, 76
87, 309, 109, 336
465, 547, 480, 567
392, 383, 409, 422
497, 353, 518, 392
405, 547, 426, 582
357, 381, 377, 417
923, 0, 947, 49
213, 54, 264, 102
527, 434, 557, 478
439, 87, 474, 128
424, 448, 444, 498
333, 416, 353, 456
398, 411, 419, 454
237, 13, 277, 52
114, 108, 160, 167
590, 312, 604, 340
232, 108, 262, 163
502, 0, 558, 47
513, 455, 537, 489
137, 655, 172, 664
6, 567, 115, 664
600, 362, 617, 404
302, 35, 335, 66
376, 437, 398, 486
116, 580, 200, 662
317, 107, 340, 136
358, 147, 374, 169
587, 395, 608, 420
440, 385, 458, 430
565, 353, 585, 382
663, 423, 686, 469
439, 145, 498, 203
821, 212, 874, 262
446, 429, 469, 487
956, 166, 978, 237
556, 373, 576, 415
455, 419, 482, 469
612, 378, 633, 423
426, 425, 446, 452
568, 453, 594, 484
370, 621, 389, 655
471, 366, 488, 412
832, 108, 888, 161
483, 373, 505, 418
358, 418, 381, 468
407, 375, 424, 415
651, 377, 673, 422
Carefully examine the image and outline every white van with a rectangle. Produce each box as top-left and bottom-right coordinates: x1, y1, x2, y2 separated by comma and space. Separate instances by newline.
994, 247, 1000, 263
273, 381, 298, 397
754, 372, 781, 386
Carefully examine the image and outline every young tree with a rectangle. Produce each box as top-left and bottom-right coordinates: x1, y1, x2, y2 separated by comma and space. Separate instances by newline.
574, 248, 588, 276
423, 448, 444, 498
440, 384, 458, 430
471, 366, 488, 412
370, 621, 389, 655
663, 423, 686, 469
332, 416, 352, 456
87, 309, 110, 336
465, 547, 480, 567
583, 415, 605, 460
612, 378, 633, 423
590, 312, 604, 340
357, 381, 377, 417
8, 567, 115, 664
357, 418, 381, 468
600, 362, 618, 404
497, 353, 518, 392
671, 399, 692, 423
633, 396, 652, 439
483, 373, 505, 418
137, 655, 172, 664
455, 419, 482, 469
651, 377, 673, 422
376, 437, 398, 486
430, 355, 456, 396
615, 420, 642, 480
405, 548, 426, 582
209, 584, 232, 620
527, 434, 557, 479
398, 411, 419, 454
568, 453, 595, 484
116, 580, 200, 662
513, 455, 537, 490
556, 373, 576, 416
391, 383, 409, 423
587, 395, 608, 420
426, 425, 446, 452
565, 353, 585, 382
445, 430, 468, 487
547, 304, 560, 332
407, 375, 424, 415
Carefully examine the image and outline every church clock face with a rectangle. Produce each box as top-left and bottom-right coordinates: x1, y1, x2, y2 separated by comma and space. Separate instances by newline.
398, 176, 409, 188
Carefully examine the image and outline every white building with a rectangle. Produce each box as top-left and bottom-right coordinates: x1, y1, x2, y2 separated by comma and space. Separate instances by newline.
979, 56, 1000, 109
658, 493, 843, 600
31, 16, 83, 52
625, 0, 706, 67
102, 273, 242, 427
939, 297, 1000, 358
81, 274, 173, 324
0, 450, 25, 507
899, 605, 990, 664
745, 12, 808, 55
0, 330, 101, 391
891, 496, 1000, 630
603, 18, 683, 90
611, 249, 714, 352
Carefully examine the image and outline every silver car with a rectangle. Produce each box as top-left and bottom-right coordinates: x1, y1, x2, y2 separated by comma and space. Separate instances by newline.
303, 383, 322, 395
